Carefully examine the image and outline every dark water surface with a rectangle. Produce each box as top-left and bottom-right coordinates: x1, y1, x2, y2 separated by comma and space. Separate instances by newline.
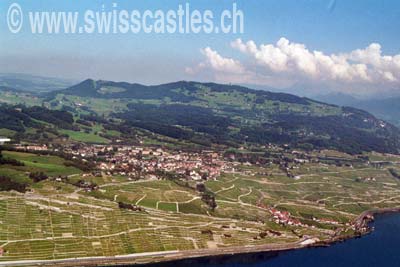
136, 213, 400, 267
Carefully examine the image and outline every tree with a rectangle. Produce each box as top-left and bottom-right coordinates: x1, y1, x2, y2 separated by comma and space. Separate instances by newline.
29, 172, 48, 183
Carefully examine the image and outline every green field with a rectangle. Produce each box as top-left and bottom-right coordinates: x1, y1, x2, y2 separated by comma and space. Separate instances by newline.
1, 151, 81, 179
60, 130, 110, 144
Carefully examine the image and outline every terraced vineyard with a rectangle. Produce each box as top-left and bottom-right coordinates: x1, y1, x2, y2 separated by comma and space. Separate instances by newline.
1, 150, 400, 263
0, 188, 297, 261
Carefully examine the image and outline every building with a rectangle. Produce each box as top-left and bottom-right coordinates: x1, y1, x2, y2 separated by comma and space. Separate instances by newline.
0, 137, 11, 145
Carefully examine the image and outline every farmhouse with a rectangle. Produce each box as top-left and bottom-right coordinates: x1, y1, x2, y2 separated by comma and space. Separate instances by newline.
0, 137, 11, 145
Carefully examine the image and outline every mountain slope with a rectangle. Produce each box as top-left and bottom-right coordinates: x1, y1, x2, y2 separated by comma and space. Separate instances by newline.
316, 93, 400, 127
352, 97, 400, 127
43, 80, 400, 154
315, 93, 360, 107
49, 79, 197, 102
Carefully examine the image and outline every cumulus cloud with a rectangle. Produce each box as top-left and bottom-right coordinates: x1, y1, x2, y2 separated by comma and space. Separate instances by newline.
186, 47, 245, 76
348, 43, 400, 82
187, 38, 400, 95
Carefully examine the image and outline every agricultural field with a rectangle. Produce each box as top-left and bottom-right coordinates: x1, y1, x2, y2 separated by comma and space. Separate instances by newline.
48, 95, 138, 115
0, 129, 16, 138
1, 151, 81, 178
0, 91, 43, 106
59, 129, 110, 144
207, 162, 400, 223
0, 184, 300, 261
1, 150, 400, 263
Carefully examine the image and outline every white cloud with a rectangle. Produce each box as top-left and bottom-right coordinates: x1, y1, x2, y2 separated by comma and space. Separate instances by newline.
230, 38, 382, 83
188, 38, 400, 95
199, 47, 245, 74
348, 43, 400, 82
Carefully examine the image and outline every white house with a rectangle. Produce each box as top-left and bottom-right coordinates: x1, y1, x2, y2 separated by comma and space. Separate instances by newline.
0, 137, 11, 145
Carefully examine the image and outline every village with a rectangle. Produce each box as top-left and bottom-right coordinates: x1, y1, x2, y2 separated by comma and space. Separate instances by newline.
10, 141, 394, 186
12, 143, 229, 181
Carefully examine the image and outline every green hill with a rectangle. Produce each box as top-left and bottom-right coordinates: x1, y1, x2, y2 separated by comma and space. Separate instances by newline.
41, 79, 400, 154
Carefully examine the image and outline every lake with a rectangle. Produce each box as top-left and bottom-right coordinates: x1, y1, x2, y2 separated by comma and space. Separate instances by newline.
137, 213, 400, 267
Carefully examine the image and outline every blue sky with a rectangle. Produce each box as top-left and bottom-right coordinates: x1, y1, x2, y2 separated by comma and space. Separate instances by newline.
0, 0, 399, 96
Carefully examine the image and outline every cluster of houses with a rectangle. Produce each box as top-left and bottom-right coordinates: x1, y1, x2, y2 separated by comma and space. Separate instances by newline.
63, 144, 228, 181
14, 144, 49, 151
268, 207, 304, 227
9, 142, 234, 182
312, 217, 340, 225
268, 208, 340, 229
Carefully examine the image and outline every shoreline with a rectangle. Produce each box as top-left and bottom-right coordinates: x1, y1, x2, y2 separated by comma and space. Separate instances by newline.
1, 207, 400, 267
314, 207, 400, 246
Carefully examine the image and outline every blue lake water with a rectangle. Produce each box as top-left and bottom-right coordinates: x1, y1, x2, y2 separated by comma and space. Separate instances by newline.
138, 213, 400, 267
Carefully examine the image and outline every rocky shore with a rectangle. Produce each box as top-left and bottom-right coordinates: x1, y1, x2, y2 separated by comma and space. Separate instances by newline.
313, 207, 400, 247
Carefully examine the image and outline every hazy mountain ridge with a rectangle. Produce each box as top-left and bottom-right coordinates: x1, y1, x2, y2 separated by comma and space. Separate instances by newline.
316, 92, 400, 127
0, 73, 76, 93
40, 79, 400, 154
